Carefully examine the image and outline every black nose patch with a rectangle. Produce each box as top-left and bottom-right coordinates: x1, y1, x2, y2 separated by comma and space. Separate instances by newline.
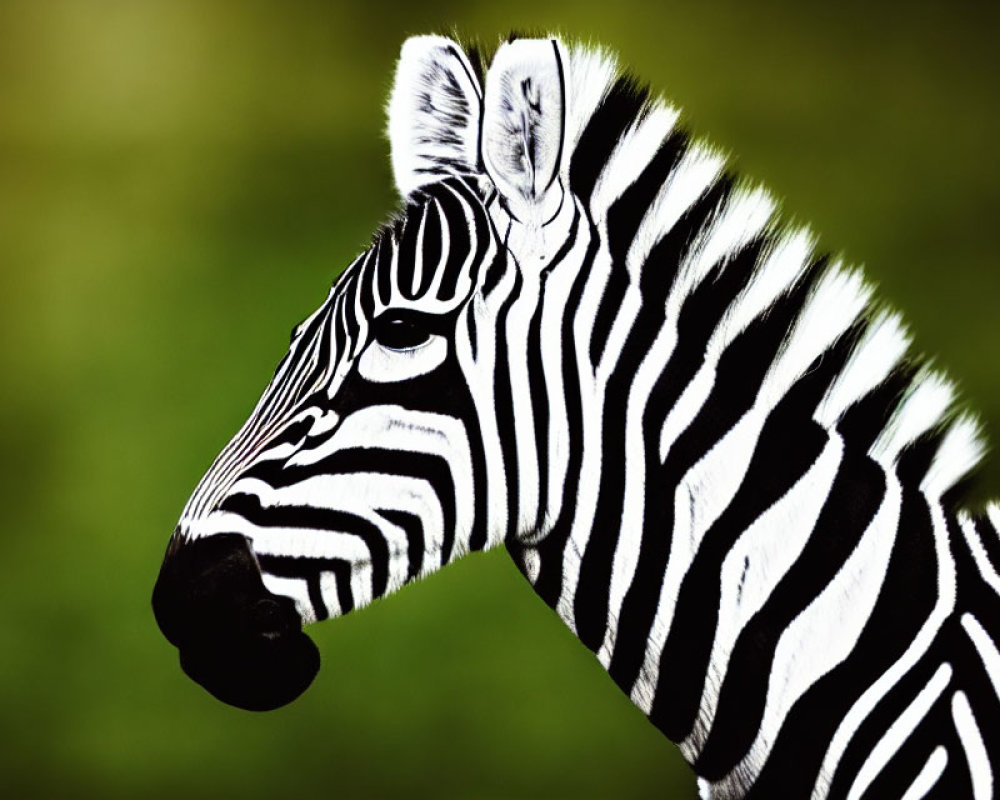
152, 533, 320, 711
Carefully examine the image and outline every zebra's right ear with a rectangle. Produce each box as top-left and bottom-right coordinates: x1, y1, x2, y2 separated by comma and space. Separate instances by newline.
388, 36, 482, 199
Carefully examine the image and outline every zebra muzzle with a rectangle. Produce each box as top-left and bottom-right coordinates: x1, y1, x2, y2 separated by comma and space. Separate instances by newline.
152, 532, 320, 711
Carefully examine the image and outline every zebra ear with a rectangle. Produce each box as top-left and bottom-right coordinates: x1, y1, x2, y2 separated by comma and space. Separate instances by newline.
388, 36, 483, 198
482, 38, 568, 224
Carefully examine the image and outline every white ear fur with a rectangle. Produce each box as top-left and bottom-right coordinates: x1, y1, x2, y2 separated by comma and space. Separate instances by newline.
482, 39, 568, 225
388, 36, 483, 198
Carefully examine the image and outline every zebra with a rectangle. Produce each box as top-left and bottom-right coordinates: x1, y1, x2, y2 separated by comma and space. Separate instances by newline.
152, 34, 1000, 798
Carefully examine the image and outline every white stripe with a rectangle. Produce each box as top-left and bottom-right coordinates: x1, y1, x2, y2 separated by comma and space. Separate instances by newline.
537, 202, 592, 535
504, 269, 543, 535
350, 561, 373, 609
952, 690, 992, 800
961, 613, 1000, 704
260, 574, 320, 621
684, 434, 844, 754
590, 104, 679, 217
900, 746, 948, 800
316, 571, 343, 617
921, 414, 984, 498
444, 183, 481, 306
674, 187, 774, 302
557, 207, 621, 627
634, 403, 768, 712
424, 199, 451, 299
757, 265, 870, 413
815, 489, 956, 799
814, 310, 909, 428
720, 458, 901, 786
601, 187, 771, 662
564, 44, 618, 160
638, 263, 870, 706
870, 370, 953, 464
958, 515, 1000, 597
626, 144, 724, 278
454, 208, 507, 551
709, 228, 813, 362
847, 662, 952, 800
986, 504, 1000, 547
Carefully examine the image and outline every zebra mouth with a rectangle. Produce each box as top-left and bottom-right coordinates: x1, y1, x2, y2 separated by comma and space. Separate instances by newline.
152, 532, 320, 711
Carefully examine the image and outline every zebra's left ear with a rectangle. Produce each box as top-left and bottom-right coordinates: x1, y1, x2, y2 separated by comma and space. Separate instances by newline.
482, 38, 568, 225
388, 36, 483, 198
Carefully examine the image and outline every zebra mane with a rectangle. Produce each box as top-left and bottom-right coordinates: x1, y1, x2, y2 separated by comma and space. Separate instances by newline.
413, 36, 986, 515
556, 39, 988, 514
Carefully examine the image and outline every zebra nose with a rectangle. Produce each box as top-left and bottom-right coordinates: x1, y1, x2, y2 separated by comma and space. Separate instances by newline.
152, 532, 320, 711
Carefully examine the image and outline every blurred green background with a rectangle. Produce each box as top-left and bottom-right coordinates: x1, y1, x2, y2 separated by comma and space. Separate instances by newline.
2, 1, 998, 798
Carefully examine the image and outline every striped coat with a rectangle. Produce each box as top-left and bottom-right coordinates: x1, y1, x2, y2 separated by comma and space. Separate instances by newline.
154, 35, 1000, 798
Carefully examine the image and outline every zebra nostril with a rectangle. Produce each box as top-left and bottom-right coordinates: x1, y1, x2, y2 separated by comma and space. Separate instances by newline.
250, 597, 292, 640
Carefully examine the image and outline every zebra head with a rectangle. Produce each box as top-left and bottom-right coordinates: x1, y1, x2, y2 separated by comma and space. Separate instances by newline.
153, 36, 582, 710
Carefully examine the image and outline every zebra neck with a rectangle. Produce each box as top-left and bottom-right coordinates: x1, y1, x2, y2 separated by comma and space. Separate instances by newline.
514, 317, 998, 795
499, 60, 996, 790
506, 146, 996, 794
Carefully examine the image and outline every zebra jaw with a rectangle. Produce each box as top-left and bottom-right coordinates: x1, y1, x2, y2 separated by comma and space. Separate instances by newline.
152, 532, 320, 711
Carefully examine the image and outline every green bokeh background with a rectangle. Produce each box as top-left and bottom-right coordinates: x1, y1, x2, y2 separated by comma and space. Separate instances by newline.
2, 2, 998, 798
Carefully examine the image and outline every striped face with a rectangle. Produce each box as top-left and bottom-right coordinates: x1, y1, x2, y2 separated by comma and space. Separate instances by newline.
153, 36, 577, 710
177, 177, 512, 621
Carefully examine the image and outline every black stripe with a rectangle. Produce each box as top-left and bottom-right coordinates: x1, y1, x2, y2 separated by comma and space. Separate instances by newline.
258, 553, 353, 618
526, 286, 551, 537
518, 210, 598, 602
220, 492, 390, 599
479, 245, 508, 301
465, 392, 491, 553
860, 657, 962, 798
589, 130, 688, 365
897, 428, 947, 491
375, 230, 395, 308
398, 201, 425, 300
416, 199, 443, 297
653, 324, 859, 746
695, 441, 884, 779
434, 182, 475, 301
735, 455, 886, 795
836, 362, 920, 453
378, 509, 424, 582
574, 173, 738, 653
492, 267, 524, 542
527, 207, 582, 534
607, 257, 825, 694
569, 76, 649, 205
825, 487, 941, 797
971, 513, 1000, 582
358, 246, 378, 322
250, 446, 458, 566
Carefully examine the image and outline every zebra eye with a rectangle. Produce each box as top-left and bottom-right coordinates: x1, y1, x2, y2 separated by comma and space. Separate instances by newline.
372, 313, 431, 351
